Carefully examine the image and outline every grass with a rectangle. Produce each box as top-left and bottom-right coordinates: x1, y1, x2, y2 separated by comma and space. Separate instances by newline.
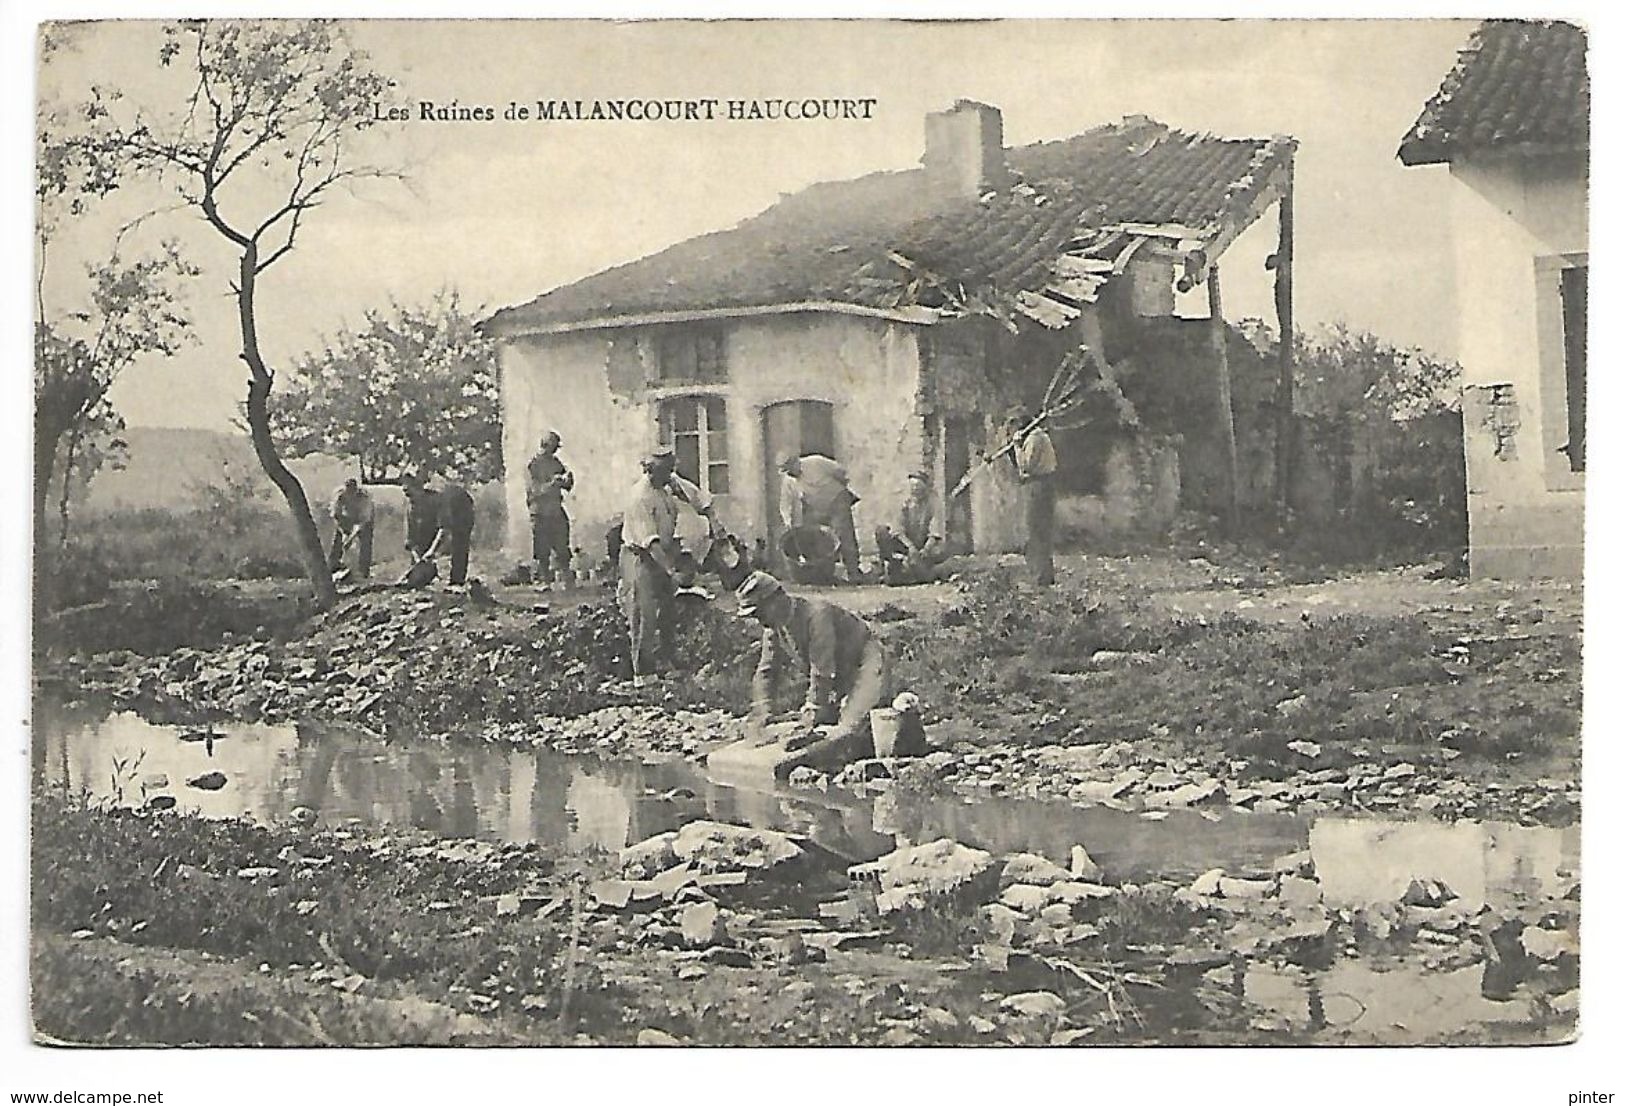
30, 794, 621, 1035
880, 566, 1579, 769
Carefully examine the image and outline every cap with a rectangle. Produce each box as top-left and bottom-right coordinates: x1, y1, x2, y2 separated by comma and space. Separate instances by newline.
735, 570, 786, 618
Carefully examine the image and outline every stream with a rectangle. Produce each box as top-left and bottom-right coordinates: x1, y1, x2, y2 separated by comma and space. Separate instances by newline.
34, 699, 1579, 1043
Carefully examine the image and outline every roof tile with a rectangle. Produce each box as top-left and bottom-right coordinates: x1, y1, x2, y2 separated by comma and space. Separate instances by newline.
1399, 20, 1588, 166
490, 117, 1292, 333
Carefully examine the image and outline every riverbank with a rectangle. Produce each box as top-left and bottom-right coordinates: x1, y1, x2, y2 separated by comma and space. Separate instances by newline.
30, 792, 1578, 1046
38, 555, 1582, 828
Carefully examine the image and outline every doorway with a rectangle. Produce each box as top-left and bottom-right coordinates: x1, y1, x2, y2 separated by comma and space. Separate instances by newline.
761, 400, 837, 548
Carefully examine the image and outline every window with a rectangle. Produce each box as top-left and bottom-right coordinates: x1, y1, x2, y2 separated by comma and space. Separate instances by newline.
654, 326, 725, 383
1560, 265, 1586, 472
658, 395, 730, 496
1536, 252, 1586, 487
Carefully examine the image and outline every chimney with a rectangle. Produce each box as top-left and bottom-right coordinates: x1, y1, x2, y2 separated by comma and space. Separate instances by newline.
923, 100, 1008, 202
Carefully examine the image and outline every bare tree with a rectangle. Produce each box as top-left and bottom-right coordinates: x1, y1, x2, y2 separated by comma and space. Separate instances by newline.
95, 20, 397, 608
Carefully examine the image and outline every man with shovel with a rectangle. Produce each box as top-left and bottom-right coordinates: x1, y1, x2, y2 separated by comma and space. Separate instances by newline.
327, 477, 375, 582
403, 474, 476, 586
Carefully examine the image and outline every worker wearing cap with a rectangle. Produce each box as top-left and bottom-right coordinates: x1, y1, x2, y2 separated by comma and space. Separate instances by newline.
526, 430, 575, 586
404, 473, 476, 586
619, 449, 686, 687
1005, 405, 1057, 586
328, 477, 375, 580
736, 570, 890, 768
876, 470, 947, 583
779, 454, 863, 582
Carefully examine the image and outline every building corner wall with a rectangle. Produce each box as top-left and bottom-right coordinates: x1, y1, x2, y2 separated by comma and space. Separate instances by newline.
1449, 154, 1586, 580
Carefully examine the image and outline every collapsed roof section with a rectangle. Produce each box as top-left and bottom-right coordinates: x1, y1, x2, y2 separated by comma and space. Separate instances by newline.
488, 114, 1296, 338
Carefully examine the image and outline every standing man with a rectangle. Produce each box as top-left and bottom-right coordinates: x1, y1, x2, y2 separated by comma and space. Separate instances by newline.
525, 430, 575, 586
328, 477, 375, 580
1005, 405, 1058, 586
403, 474, 477, 586
779, 454, 864, 582
618, 450, 685, 689
735, 570, 889, 771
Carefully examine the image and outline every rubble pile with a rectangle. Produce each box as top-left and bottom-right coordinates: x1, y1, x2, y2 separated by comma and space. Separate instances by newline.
77, 590, 757, 739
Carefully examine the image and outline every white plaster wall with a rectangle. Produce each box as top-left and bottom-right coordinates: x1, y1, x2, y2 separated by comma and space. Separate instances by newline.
722, 315, 925, 554
1448, 153, 1586, 577
500, 315, 926, 563
499, 332, 653, 561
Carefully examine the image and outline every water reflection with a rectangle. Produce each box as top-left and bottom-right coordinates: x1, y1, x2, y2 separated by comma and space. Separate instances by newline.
35, 703, 1577, 908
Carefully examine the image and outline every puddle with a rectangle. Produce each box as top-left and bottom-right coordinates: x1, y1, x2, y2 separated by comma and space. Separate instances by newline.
34, 700, 1578, 1043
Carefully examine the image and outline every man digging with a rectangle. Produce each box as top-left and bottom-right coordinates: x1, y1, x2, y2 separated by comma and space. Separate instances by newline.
735, 570, 890, 772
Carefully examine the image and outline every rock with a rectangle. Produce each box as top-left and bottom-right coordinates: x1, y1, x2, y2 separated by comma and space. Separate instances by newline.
1039, 903, 1073, 928
1277, 876, 1323, 907
980, 903, 1024, 945
1144, 780, 1223, 809
495, 893, 522, 918
1521, 926, 1577, 962
1190, 869, 1225, 896
1090, 650, 1152, 667
999, 991, 1066, 1020
679, 902, 729, 948
288, 806, 317, 826
620, 831, 679, 879
999, 884, 1051, 914
787, 766, 828, 789
1285, 741, 1322, 760
144, 795, 178, 811
1046, 881, 1114, 905
1401, 878, 1456, 908
235, 867, 279, 880
141, 773, 170, 789
186, 771, 228, 791
1052, 1027, 1095, 1045
768, 932, 824, 965
968, 1015, 997, 1035
588, 879, 636, 910
636, 1028, 683, 1046
1069, 845, 1102, 881
919, 1007, 959, 1034
693, 945, 752, 968
1272, 850, 1315, 878
1275, 696, 1308, 717
676, 964, 707, 981
848, 839, 996, 913
1383, 763, 1418, 781
671, 821, 803, 874
1217, 877, 1273, 899
1000, 853, 1071, 888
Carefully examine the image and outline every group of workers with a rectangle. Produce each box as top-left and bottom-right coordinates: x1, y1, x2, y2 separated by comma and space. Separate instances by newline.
322, 403, 1058, 766
325, 472, 475, 587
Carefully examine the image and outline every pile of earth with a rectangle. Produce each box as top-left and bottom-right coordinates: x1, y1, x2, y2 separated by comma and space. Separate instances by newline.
65, 588, 761, 736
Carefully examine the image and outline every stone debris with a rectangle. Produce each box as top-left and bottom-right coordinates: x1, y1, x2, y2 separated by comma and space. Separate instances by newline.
186, 771, 228, 791
678, 902, 729, 948
998, 991, 1067, 1020
1000, 853, 1071, 888
670, 821, 804, 874
848, 839, 996, 914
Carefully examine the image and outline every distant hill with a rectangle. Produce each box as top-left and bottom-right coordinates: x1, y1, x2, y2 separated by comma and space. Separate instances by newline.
81, 427, 354, 513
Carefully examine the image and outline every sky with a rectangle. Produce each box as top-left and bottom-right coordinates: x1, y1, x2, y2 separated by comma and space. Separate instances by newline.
37, 18, 1476, 430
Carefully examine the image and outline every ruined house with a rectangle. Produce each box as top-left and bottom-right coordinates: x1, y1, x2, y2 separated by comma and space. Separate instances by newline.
487, 103, 1296, 562
1400, 20, 1588, 578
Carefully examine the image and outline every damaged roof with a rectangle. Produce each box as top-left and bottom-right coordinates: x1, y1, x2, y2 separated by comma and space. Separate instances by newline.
488, 117, 1294, 336
1399, 19, 1589, 167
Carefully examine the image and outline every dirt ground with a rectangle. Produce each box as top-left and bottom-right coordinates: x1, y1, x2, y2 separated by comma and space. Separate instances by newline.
32, 548, 1582, 1045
